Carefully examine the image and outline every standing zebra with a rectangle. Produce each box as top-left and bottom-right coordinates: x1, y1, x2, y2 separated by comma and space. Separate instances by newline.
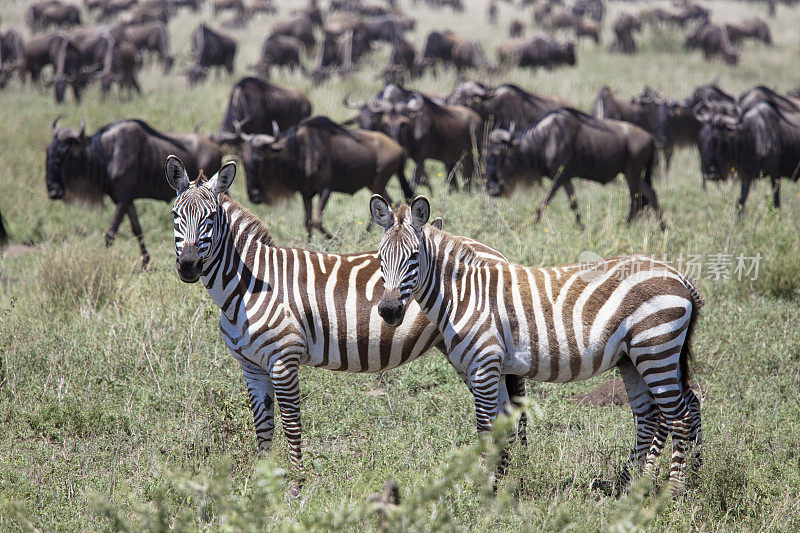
164, 156, 527, 485
370, 195, 704, 495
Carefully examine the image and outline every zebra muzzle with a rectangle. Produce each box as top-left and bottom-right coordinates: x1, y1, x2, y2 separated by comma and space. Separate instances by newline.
378, 289, 405, 327
177, 244, 202, 283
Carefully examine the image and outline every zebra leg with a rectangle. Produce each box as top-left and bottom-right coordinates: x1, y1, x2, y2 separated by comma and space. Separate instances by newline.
616, 357, 660, 495
240, 361, 276, 454
505, 374, 528, 447
467, 357, 503, 487
271, 355, 305, 488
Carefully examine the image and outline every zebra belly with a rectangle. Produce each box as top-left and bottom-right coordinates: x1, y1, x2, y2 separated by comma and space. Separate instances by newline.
499, 341, 626, 383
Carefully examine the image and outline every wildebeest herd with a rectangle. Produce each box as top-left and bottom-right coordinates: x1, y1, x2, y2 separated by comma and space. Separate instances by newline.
1, 0, 799, 504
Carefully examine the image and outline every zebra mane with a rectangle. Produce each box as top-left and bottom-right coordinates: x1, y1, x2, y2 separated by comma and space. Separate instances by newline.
222, 195, 274, 246
425, 226, 494, 267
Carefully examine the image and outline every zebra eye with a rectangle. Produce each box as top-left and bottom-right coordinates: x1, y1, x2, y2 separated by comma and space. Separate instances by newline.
409, 251, 419, 262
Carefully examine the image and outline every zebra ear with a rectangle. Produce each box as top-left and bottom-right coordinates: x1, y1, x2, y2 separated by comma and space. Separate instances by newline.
166, 155, 190, 195
206, 160, 237, 196
409, 196, 430, 230
431, 217, 443, 229
370, 194, 395, 229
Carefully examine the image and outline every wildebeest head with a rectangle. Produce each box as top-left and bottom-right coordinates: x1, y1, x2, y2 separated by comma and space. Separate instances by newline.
240, 121, 296, 205
342, 91, 384, 130
695, 103, 741, 182
370, 195, 430, 327
447, 81, 488, 112
46, 116, 87, 201
484, 127, 529, 197
167, 155, 237, 283
378, 92, 425, 146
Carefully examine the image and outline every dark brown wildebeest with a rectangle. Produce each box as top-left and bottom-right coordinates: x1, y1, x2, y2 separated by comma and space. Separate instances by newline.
737, 85, 800, 114
571, 0, 604, 23
214, 76, 312, 144
381, 35, 415, 82
187, 24, 237, 85
27, 1, 79, 32
544, 9, 601, 44
609, 12, 642, 53
497, 35, 576, 70
724, 18, 772, 46
0, 29, 25, 84
252, 34, 305, 79
21, 32, 65, 85
0, 208, 7, 247
447, 81, 569, 131
124, 21, 174, 74
695, 100, 800, 210
370, 88, 483, 191
685, 23, 738, 65
310, 29, 364, 84
95, 38, 142, 99
48, 36, 87, 104
342, 83, 415, 130
271, 15, 316, 51
240, 116, 414, 239
97, 0, 138, 21
118, 2, 171, 26
362, 15, 409, 44
451, 39, 493, 73
485, 108, 664, 229
416, 30, 458, 76
508, 19, 524, 38
46, 118, 222, 267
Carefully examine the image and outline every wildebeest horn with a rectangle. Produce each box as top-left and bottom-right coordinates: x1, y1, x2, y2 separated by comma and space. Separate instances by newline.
52, 115, 63, 134
489, 129, 512, 144
692, 102, 711, 122
367, 95, 389, 113
272, 120, 280, 137
407, 92, 424, 112
250, 134, 275, 148
509, 121, 516, 134
79, 119, 85, 138
343, 91, 365, 110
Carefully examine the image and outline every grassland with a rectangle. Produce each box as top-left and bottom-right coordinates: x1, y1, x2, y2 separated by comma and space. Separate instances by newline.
1, 0, 799, 530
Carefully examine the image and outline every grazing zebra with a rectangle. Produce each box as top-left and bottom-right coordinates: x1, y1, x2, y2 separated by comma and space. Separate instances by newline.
164, 156, 527, 484
370, 194, 704, 495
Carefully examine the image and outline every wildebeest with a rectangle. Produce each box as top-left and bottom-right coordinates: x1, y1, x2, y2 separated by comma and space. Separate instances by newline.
686, 23, 738, 65
48, 35, 86, 104
118, 2, 171, 26
448, 81, 569, 131
609, 12, 642, 54
97, 0, 138, 21
27, 1, 81, 32
370, 87, 483, 190
187, 24, 237, 85
543, 9, 601, 44
214, 76, 312, 144
251, 35, 305, 79
271, 15, 317, 51
417, 30, 458, 76
381, 35, 416, 82
213, 0, 245, 16
724, 18, 772, 46
95, 38, 142, 99
451, 39, 493, 72
240, 116, 414, 239
571, 0, 604, 22
45, 118, 222, 267
123, 21, 174, 74
0, 208, 7, 247
485, 108, 664, 229
0, 29, 25, 84
508, 19, 524, 38
497, 35, 576, 70
310, 29, 364, 83
695, 100, 800, 210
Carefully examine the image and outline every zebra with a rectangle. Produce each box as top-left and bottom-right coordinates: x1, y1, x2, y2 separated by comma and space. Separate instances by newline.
369, 194, 705, 495
164, 156, 528, 485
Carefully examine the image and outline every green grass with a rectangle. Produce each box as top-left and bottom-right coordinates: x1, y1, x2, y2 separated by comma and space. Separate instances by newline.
1, 0, 800, 530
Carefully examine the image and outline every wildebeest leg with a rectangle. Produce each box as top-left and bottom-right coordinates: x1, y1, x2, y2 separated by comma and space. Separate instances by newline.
662, 145, 674, 178
126, 204, 150, 269
312, 188, 334, 239
624, 174, 643, 223
640, 179, 667, 231
533, 172, 567, 224
736, 177, 753, 216
561, 180, 584, 230
445, 163, 459, 192
412, 159, 432, 190
395, 165, 415, 201
770, 177, 781, 208
302, 194, 314, 242
462, 151, 474, 193
105, 200, 130, 247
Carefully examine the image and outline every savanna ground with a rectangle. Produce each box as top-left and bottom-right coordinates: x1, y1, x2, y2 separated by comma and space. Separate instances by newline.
1, 0, 799, 530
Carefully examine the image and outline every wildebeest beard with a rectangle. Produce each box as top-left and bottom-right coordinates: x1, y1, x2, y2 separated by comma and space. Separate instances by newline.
46, 133, 108, 207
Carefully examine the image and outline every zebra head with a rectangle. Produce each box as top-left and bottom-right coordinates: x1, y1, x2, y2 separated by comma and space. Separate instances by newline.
371, 194, 430, 326
166, 155, 236, 283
